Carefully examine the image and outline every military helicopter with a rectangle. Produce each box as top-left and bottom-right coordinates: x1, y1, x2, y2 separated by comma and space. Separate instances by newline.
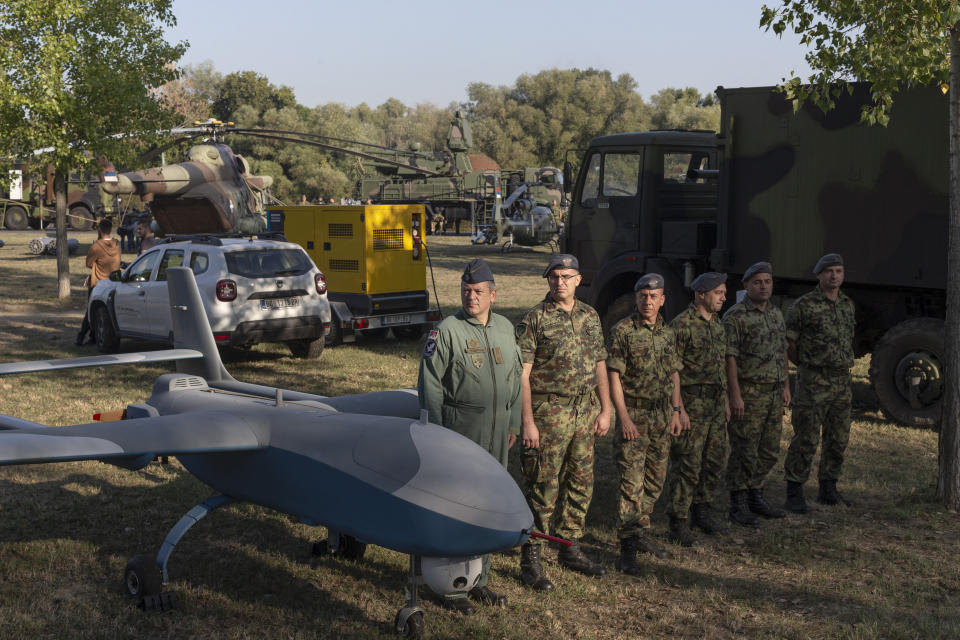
471, 175, 564, 253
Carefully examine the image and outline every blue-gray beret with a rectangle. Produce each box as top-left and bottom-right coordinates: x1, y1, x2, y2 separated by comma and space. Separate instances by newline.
742, 261, 773, 282
634, 273, 665, 291
691, 272, 727, 292
462, 258, 494, 284
813, 253, 844, 274
543, 253, 580, 277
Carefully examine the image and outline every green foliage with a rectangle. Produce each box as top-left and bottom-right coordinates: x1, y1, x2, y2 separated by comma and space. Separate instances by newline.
760, 0, 960, 123
0, 0, 187, 174
158, 65, 720, 202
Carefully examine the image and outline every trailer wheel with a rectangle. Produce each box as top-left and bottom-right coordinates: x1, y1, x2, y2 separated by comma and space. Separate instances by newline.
869, 318, 943, 427
3, 205, 29, 230
602, 293, 636, 337
69, 206, 95, 230
393, 324, 425, 341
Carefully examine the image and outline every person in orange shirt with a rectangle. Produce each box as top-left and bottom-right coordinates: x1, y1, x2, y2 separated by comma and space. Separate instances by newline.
76, 218, 121, 345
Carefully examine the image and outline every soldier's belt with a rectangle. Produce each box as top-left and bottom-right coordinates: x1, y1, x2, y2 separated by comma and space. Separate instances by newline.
739, 380, 783, 391
624, 395, 668, 410
801, 364, 850, 377
680, 383, 724, 397
530, 391, 592, 406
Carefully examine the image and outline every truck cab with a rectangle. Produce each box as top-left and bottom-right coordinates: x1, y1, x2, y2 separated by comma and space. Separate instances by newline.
563, 130, 718, 326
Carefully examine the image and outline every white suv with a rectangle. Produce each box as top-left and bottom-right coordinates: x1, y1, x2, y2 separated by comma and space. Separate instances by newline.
88, 234, 331, 358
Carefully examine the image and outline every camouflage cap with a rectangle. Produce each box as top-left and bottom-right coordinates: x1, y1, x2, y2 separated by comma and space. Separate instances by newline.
634, 273, 665, 291
462, 258, 494, 284
742, 261, 773, 282
543, 253, 579, 277
690, 272, 727, 292
814, 253, 844, 274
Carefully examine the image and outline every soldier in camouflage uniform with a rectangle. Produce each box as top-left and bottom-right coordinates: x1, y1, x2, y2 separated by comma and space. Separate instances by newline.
723, 262, 790, 526
784, 253, 856, 512
667, 272, 730, 546
607, 274, 685, 575
417, 258, 522, 614
516, 254, 612, 590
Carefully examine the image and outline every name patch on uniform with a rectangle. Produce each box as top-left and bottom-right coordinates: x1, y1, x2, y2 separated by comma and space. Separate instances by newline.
423, 329, 439, 358
464, 338, 485, 353
493, 347, 503, 364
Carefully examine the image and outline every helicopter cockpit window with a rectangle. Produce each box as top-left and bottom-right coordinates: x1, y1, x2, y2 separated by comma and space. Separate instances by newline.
580, 153, 602, 206
602, 153, 641, 197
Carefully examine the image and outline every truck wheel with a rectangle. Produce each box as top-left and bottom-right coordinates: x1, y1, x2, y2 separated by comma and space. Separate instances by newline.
69, 206, 95, 230
869, 318, 944, 427
3, 205, 29, 230
288, 337, 325, 359
602, 293, 636, 337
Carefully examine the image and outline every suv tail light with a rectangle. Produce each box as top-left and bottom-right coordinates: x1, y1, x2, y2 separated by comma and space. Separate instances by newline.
315, 272, 327, 295
216, 279, 237, 301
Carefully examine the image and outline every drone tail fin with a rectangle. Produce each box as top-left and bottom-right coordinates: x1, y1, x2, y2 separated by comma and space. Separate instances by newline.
167, 267, 234, 384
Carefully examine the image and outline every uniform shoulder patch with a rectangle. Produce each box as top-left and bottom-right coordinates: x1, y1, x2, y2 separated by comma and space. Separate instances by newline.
514, 322, 526, 340
423, 329, 440, 357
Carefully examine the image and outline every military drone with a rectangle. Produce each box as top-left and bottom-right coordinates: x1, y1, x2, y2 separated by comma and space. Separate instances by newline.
0, 267, 533, 639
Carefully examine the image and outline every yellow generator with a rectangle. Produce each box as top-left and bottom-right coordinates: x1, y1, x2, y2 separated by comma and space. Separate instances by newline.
270, 204, 440, 344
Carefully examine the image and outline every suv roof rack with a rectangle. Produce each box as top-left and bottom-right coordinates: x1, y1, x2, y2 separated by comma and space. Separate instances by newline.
158, 232, 288, 246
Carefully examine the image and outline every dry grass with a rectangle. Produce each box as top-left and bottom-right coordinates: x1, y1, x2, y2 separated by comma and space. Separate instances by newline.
0, 231, 958, 639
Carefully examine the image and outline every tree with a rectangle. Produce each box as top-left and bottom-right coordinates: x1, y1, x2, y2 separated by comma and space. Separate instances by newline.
0, 0, 186, 299
212, 71, 295, 122
760, 1, 960, 509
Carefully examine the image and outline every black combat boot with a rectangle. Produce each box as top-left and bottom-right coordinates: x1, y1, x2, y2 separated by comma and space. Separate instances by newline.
784, 480, 811, 514
817, 479, 852, 506
691, 502, 731, 534
615, 536, 641, 576
729, 491, 759, 527
557, 542, 607, 577
519, 543, 554, 592
441, 596, 475, 616
636, 529, 668, 559
667, 515, 695, 547
748, 487, 786, 518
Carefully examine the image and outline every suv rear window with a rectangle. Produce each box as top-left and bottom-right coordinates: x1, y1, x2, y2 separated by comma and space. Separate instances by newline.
224, 248, 312, 278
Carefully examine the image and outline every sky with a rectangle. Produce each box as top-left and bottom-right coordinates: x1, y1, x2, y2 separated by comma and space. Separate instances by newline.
166, 0, 815, 108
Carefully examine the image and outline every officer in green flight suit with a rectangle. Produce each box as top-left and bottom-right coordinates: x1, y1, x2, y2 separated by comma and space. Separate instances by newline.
417, 258, 523, 615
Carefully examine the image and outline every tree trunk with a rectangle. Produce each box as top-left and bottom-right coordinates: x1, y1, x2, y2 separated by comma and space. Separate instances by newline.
55, 172, 70, 300
939, 25, 960, 510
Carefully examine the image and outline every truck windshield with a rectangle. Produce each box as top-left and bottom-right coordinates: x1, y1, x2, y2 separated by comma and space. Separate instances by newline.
225, 249, 312, 278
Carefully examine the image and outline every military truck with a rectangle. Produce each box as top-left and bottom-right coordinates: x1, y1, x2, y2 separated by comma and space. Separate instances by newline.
1, 165, 139, 230
562, 83, 947, 427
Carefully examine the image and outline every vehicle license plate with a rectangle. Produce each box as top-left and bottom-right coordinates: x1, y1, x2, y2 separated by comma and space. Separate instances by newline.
260, 297, 300, 310
382, 314, 410, 326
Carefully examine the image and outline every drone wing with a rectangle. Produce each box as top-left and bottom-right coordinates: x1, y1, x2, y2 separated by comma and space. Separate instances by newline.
0, 410, 268, 469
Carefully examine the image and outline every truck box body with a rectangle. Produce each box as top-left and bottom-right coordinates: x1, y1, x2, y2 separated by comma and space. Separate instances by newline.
718, 84, 948, 290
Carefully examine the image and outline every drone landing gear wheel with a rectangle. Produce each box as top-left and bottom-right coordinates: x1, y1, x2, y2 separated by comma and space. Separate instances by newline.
395, 555, 425, 639
394, 607, 424, 639
124, 554, 176, 611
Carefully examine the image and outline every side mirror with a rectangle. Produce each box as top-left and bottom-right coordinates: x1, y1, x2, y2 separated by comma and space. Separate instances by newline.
562, 162, 573, 194
109, 269, 123, 282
